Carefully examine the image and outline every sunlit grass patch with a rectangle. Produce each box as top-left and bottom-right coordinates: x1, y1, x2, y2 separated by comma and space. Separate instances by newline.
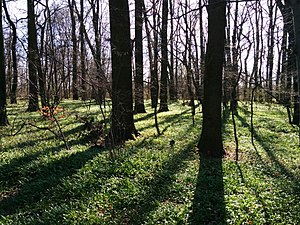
0, 100, 300, 224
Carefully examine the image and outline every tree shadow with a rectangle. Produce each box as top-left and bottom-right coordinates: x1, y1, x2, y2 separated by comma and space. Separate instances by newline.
235, 112, 299, 181
235, 110, 300, 221
189, 156, 226, 225
110, 138, 198, 224
137, 107, 192, 133
134, 112, 155, 123
222, 106, 231, 134
235, 161, 271, 223
0, 145, 100, 216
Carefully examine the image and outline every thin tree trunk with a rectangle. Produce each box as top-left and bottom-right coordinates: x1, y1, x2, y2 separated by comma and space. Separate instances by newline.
80, 0, 87, 101
231, 0, 239, 113
147, 0, 159, 109
168, 0, 176, 101
46, 0, 58, 105
199, 0, 205, 101
3, 0, 18, 105
266, 0, 277, 102
0, 0, 9, 125
134, 0, 146, 113
290, 1, 300, 126
182, 0, 195, 123
68, 0, 79, 100
92, 0, 106, 105
223, 2, 231, 107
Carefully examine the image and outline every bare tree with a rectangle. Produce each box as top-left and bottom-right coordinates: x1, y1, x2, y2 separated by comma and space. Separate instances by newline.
266, 0, 277, 99
109, 0, 138, 143
68, 0, 79, 100
79, 0, 87, 100
168, 0, 177, 101
0, 0, 9, 125
158, 0, 169, 112
198, 0, 226, 157
134, 0, 146, 113
27, 0, 40, 111
289, 0, 300, 126
148, 0, 160, 109
3, 0, 18, 105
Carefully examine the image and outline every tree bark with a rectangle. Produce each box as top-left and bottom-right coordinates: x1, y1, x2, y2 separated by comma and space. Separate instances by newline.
3, 0, 18, 105
230, 0, 239, 113
158, 0, 169, 112
0, 0, 9, 125
168, 0, 176, 101
198, 0, 226, 158
27, 0, 39, 112
109, 0, 137, 143
134, 0, 146, 113
68, 0, 79, 100
266, 0, 276, 98
92, 0, 106, 105
146, 0, 159, 109
80, 0, 87, 101
289, 0, 300, 125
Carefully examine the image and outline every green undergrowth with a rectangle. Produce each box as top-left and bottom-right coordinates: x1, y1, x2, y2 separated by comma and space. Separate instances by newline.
0, 100, 299, 224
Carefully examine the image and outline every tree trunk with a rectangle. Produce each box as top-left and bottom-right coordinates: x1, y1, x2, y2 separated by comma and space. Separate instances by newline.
159, 0, 169, 112
3, 0, 18, 105
0, 0, 9, 125
68, 0, 79, 100
146, 0, 159, 109
92, 0, 106, 105
109, 0, 137, 143
289, 0, 300, 125
199, 0, 205, 102
230, 0, 239, 113
198, 0, 226, 158
168, 0, 176, 101
134, 0, 146, 113
223, 3, 231, 107
266, 0, 276, 99
182, 0, 195, 116
27, 0, 39, 112
276, 0, 293, 105
80, 0, 87, 101
46, 0, 57, 106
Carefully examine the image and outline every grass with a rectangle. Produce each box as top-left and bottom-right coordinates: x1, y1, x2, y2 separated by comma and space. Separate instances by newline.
0, 100, 299, 224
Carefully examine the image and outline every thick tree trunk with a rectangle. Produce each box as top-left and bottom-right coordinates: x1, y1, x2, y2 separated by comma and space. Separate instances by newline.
109, 0, 137, 143
134, 0, 146, 113
27, 0, 39, 112
0, 0, 9, 125
198, 0, 226, 158
159, 0, 169, 112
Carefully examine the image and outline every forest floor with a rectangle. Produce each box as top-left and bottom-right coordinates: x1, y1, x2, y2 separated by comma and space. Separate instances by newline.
0, 100, 299, 224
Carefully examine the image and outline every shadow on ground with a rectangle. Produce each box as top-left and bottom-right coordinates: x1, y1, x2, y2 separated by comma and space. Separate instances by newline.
189, 156, 226, 225
0, 146, 101, 216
